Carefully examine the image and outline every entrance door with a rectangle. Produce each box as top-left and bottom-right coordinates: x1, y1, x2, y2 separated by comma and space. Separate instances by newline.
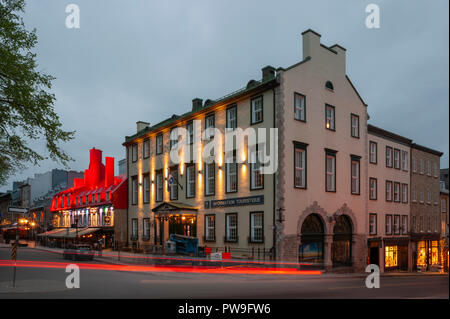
369, 247, 379, 266
399, 245, 408, 271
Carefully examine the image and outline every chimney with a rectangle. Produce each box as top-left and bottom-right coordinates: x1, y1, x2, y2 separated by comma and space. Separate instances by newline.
301, 29, 321, 60
192, 98, 203, 112
329, 43, 346, 74
88, 148, 102, 187
261, 66, 276, 81
105, 157, 115, 187
136, 121, 150, 133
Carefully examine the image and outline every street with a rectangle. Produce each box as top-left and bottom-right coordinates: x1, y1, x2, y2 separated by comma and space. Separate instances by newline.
0, 247, 448, 299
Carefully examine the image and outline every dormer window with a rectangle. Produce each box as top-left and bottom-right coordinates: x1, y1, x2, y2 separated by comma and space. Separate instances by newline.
325, 81, 334, 91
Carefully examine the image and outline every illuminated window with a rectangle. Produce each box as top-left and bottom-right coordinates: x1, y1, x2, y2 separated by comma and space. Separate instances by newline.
251, 96, 263, 124
294, 93, 306, 121
325, 104, 335, 130
385, 246, 398, 268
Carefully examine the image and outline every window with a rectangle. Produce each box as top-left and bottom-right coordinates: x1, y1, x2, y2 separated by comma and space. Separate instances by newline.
131, 219, 138, 240
156, 172, 163, 202
205, 163, 215, 196
131, 176, 138, 205
386, 215, 392, 235
419, 216, 424, 232
169, 167, 178, 200
131, 144, 138, 162
250, 212, 264, 243
394, 149, 400, 169
351, 114, 359, 138
186, 121, 194, 145
419, 159, 424, 174
143, 218, 150, 240
412, 187, 417, 202
325, 104, 335, 130
394, 182, 400, 202
204, 215, 215, 242
402, 184, 408, 203
412, 156, 417, 173
386, 180, 393, 202
419, 188, 424, 203
426, 188, 431, 204
170, 127, 178, 150
294, 93, 306, 121
369, 178, 377, 200
394, 215, 400, 235
386, 146, 393, 168
351, 156, 360, 194
385, 246, 398, 268
325, 150, 336, 192
442, 199, 447, 213
225, 213, 238, 242
401, 151, 408, 171
426, 160, 431, 176
250, 148, 263, 190
205, 113, 215, 139
186, 165, 196, 198
143, 139, 150, 158
433, 162, 438, 177
294, 142, 307, 188
369, 214, 377, 235
325, 81, 334, 90
143, 174, 150, 204
404, 215, 412, 234
226, 106, 237, 131
226, 155, 237, 193
156, 134, 163, 155
251, 96, 263, 124
369, 141, 377, 164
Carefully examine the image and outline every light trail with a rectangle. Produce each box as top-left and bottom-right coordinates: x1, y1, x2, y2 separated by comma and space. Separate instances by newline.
0, 259, 322, 275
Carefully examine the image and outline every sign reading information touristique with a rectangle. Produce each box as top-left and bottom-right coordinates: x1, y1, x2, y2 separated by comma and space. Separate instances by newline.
209, 195, 264, 208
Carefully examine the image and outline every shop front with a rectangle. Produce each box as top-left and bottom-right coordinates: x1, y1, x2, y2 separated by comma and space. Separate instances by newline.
411, 233, 441, 271
383, 237, 409, 272
368, 237, 382, 267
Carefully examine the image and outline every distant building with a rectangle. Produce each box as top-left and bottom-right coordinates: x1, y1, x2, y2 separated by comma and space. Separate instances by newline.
441, 168, 449, 190
118, 158, 126, 176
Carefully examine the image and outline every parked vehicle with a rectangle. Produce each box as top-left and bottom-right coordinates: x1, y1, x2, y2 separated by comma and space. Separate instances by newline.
63, 244, 94, 261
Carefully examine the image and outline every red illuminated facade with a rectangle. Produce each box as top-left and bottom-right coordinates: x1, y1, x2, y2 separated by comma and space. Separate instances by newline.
49, 148, 127, 247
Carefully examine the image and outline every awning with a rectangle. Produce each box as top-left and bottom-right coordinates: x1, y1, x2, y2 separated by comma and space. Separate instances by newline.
152, 202, 198, 216
37, 227, 101, 238
36, 228, 67, 237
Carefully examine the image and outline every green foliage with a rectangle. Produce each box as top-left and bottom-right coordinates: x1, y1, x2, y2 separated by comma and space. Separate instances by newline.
0, 0, 74, 185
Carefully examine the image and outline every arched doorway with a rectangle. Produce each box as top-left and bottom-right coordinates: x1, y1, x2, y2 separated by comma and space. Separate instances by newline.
332, 215, 353, 267
299, 214, 325, 266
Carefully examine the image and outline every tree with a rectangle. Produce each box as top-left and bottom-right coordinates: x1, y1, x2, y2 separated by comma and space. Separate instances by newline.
0, 0, 74, 185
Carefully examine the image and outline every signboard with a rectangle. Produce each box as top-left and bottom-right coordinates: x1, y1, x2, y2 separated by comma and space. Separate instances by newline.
209, 195, 264, 208
8, 207, 28, 214
210, 252, 222, 261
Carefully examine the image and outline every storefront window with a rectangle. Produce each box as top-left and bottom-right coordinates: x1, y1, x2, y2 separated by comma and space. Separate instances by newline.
417, 241, 427, 267
385, 245, 398, 268
431, 241, 439, 265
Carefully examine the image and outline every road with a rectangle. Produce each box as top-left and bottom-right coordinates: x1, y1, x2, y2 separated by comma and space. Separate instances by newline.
0, 247, 448, 299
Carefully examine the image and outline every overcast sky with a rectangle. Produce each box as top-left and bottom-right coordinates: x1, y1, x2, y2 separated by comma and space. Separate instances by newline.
1, 0, 448, 191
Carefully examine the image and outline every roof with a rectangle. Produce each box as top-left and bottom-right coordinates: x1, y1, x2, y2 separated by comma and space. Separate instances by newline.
152, 201, 198, 213
411, 143, 443, 157
124, 74, 279, 145
368, 124, 413, 146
